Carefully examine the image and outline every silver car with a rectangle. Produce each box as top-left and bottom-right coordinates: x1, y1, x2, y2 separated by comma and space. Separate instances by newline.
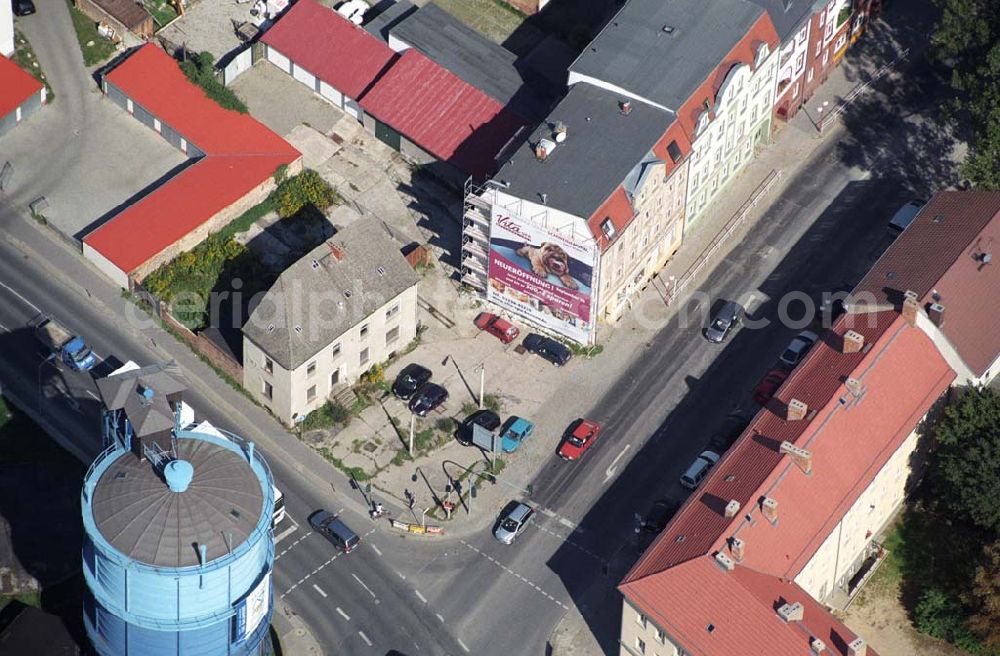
493, 502, 534, 544
680, 451, 721, 490
779, 330, 819, 368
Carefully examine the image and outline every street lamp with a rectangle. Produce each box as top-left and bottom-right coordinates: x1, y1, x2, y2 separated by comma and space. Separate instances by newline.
474, 364, 485, 409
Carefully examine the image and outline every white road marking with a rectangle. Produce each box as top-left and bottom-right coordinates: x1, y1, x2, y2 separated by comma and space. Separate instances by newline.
337, 607, 350, 621
436, 613, 444, 623
395, 570, 406, 580
534, 524, 605, 563
414, 589, 427, 603
604, 444, 632, 482
558, 517, 577, 530
358, 631, 373, 646
458, 539, 569, 610
273, 520, 299, 545
0, 281, 40, 313
457, 638, 470, 653
370, 544, 382, 556
0, 318, 8, 331
280, 549, 339, 599
312, 584, 327, 598
352, 573, 377, 600
86, 390, 100, 400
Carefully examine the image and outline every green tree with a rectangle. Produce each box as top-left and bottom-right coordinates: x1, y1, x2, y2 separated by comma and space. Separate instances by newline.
967, 540, 1000, 650
932, 386, 1000, 532
931, 0, 1000, 188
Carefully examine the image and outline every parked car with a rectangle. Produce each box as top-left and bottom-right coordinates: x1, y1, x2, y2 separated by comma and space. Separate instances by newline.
641, 498, 681, 535
887, 200, 925, 237
12, 0, 36, 16
408, 383, 448, 416
707, 412, 751, 452
680, 451, 721, 490
818, 284, 851, 325
779, 330, 819, 368
456, 409, 501, 445
493, 501, 534, 544
753, 369, 789, 406
557, 418, 601, 461
308, 510, 360, 553
705, 301, 743, 343
475, 312, 520, 344
522, 333, 572, 366
500, 416, 535, 453
392, 363, 432, 400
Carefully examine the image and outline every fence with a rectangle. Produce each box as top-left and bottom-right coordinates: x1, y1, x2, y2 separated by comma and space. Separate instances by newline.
160, 305, 244, 382
664, 169, 783, 307
817, 48, 910, 132
220, 46, 253, 86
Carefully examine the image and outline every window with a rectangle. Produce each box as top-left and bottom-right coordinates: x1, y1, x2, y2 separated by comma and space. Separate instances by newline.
636, 613, 647, 629
795, 52, 805, 72
822, 48, 830, 67
815, 40, 822, 57
807, 67, 815, 83
635, 637, 646, 654
655, 627, 666, 643
601, 218, 617, 240
331, 369, 340, 386
332, 343, 342, 358
307, 385, 317, 402
262, 380, 273, 400
385, 303, 399, 319
360, 324, 369, 338
264, 357, 273, 374
792, 82, 800, 98
385, 326, 399, 345
307, 361, 317, 376
360, 347, 370, 366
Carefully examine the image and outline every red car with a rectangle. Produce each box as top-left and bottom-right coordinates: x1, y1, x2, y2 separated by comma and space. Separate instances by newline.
753, 368, 789, 405
475, 312, 520, 344
558, 419, 601, 461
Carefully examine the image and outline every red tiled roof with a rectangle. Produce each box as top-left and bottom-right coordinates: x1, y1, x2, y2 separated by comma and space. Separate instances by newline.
851, 191, 1000, 377
83, 45, 300, 278
0, 55, 44, 120
621, 311, 954, 656
359, 49, 529, 178
588, 187, 635, 252
261, 0, 396, 100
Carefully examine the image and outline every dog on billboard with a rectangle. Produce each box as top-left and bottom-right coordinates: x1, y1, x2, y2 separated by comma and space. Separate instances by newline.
516, 242, 579, 290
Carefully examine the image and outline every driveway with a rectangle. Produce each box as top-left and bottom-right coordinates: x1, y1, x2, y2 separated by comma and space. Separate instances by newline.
2, 0, 186, 238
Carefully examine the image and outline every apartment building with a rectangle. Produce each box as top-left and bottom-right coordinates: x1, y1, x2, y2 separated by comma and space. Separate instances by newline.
242, 220, 420, 425
619, 191, 1000, 656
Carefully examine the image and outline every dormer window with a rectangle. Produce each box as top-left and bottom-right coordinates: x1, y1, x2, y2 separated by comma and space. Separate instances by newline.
755, 43, 770, 67
601, 218, 616, 240
695, 111, 711, 136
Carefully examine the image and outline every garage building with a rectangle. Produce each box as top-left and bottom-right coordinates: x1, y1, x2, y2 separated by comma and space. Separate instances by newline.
0, 55, 44, 137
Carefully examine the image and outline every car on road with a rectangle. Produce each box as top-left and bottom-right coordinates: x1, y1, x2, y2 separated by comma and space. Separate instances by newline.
475, 312, 520, 344
494, 501, 534, 544
456, 409, 501, 445
308, 510, 360, 553
888, 200, 925, 237
641, 498, 681, 535
500, 416, 535, 453
522, 333, 572, 366
779, 330, 819, 368
409, 382, 448, 416
392, 363, 432, 400
12, 0, 36, 16
557, 418, 601, 461
753, 368, 789, 406
705, 301, 743, 343
680, 451, 721, 490
707, 412, 751, 452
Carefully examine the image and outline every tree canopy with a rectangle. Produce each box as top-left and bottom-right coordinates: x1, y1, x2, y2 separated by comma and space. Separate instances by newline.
932, 0, 1000, 189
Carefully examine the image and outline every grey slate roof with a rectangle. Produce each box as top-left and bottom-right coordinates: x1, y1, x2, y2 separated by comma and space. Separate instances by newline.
364, 0, 418, 42
495, 82, 674, 220
387, 2, 549, 119
95, 361, 186, 437
91, 437, 264, 567
569, 0, 764, 111
243, 220, 420, 370
743, 0, 817, 40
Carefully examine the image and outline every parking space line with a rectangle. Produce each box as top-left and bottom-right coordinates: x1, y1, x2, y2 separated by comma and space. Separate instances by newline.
312, 584, 327, 598
336, 607, 350, 620
358, 631, 373, 647
457, 638, 470, 653
414, 589, 427, 603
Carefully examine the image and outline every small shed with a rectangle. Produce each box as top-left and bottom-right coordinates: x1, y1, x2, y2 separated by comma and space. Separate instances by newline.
0, 55, 45, 137
75, 0, 155, 39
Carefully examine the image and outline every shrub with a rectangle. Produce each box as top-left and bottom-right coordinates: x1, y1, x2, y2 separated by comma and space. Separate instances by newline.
179, 51, 248, 114
301, 401, 351, 430
272, 170, 339, 218
435, 418, 455, 433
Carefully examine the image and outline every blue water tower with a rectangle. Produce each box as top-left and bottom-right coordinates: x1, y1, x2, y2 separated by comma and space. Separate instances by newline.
83, 363, 275, 655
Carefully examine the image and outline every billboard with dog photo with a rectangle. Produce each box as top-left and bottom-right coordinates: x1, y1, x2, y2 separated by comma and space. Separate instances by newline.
486, 210, 596, 343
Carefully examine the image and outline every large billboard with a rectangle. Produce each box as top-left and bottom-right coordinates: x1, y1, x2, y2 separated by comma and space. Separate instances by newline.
233, 571, 271, 643
487, 209, 596, 344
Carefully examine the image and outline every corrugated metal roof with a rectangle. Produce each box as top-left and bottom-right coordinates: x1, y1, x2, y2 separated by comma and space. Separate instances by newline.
360, 48, 529, 178
0, 55, 43, 120
82, 45, 300, 278
264, 0, 397, 100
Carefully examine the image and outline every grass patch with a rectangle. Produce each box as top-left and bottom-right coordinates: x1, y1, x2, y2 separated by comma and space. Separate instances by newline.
65, 1, 118, 66
143, 0, 178, 27
567, 341, 603, 358
218, 198, 276, 241
461, 393, 502, 416
301, 401, 351, 430
434, 0, 526, 43
179, 51, 248, 114
11, 31, 53, 101
317, 447, 370, 481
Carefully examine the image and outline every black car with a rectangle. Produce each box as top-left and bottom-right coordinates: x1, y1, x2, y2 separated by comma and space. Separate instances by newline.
392, 363, 432, 400
409, 382, 448, 416
707, 412, 750, 453
456, 409, 501, 445
522, 333, 572, 366
705, 301, 743, 343
12, 0, 36, 15
638, 498, 681, 551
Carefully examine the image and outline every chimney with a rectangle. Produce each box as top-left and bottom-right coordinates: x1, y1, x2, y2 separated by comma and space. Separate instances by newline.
553, 121, 567, 143
780, 441, 813, 474
927, 302, 945, 327
777, 601, 804, 622
761, 497, 778, 524
724, 499, 741, 518
786, 398, 808, 421
534, 138, 556, 161
729, 537, 745, 561
901, 290, 919, 326
847, 637, 867, 656
843, 330, 864, 353
714, 551, 735, 571
845, 377, 862, 396
811, 637, 827, 654
329, 243, 344, 261
620, 100, 632, 115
